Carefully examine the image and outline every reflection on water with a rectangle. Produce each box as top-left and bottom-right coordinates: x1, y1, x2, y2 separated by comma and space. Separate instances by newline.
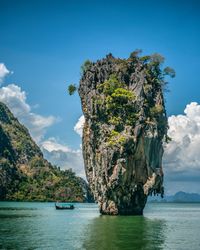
0, 214, 35, 219
82, 215, 166, 250
0, 207, 37, 210
0, 202, 98, 250
0, 202, 200, 250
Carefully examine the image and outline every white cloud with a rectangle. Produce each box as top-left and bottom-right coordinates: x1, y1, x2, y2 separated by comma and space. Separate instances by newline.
74, 115, 85, 137
41, 137, 85, 178
0, 63, 10, 83
163, 102, 200, 194
0, 84, 57, 142
164, 102, 200, 173
41, 137, 72, 153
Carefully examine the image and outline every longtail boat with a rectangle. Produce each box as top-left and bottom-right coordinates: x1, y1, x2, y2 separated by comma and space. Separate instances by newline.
55, 203, 75, 210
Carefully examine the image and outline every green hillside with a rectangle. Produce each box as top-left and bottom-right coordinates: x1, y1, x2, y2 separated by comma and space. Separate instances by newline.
0, 102, 93, 202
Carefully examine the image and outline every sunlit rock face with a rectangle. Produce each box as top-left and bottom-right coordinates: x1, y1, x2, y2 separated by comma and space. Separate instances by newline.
79, 53, 168, 215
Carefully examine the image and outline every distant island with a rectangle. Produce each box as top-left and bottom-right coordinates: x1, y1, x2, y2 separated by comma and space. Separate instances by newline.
148, 191, 200, 203
0, 102, 93, 202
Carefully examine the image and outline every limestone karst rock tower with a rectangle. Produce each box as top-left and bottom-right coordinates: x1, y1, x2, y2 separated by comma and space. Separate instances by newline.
79, 52, 171, 215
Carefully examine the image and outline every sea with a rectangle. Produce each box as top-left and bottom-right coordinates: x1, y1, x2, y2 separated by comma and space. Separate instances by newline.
0, 202, 200, 250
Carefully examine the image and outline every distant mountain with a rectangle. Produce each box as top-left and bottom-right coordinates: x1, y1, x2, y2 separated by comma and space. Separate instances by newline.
0, 102, 93, 202
148, 191, 200, 203
172, 191, 200, 202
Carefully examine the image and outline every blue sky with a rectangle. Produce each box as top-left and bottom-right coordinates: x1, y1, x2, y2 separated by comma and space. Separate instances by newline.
0, 0, 200, 193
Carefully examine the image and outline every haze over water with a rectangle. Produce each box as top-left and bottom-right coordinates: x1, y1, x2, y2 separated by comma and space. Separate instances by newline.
0, 202, 200, 250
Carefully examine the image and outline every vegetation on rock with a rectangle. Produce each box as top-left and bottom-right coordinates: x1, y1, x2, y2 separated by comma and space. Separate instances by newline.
78, 51, 174, 215
81, 60, 93, 74
0, 102, 93, 202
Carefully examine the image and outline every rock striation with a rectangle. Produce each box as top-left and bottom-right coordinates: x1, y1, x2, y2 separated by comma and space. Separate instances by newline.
79, 52, 170, 215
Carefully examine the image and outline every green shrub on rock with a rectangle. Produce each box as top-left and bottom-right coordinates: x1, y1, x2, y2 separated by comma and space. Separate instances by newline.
81, 60, 92, 74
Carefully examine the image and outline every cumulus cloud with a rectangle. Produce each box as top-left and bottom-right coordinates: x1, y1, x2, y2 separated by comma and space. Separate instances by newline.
0, 84, 57, 142
164, 102, 200, 173
0, 63, 10, 83
74, 115, 85, 136
41, 137, 73, 153
163, 102, 200, 194
40, 119, 86, 176
41, 137, 85, 178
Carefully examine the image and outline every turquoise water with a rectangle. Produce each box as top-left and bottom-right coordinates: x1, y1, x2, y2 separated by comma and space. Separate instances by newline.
0, 202, 200, 250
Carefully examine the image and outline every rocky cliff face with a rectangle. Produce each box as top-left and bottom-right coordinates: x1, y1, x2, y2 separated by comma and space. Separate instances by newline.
79, 52, 169, 215
0, 102, 92, 202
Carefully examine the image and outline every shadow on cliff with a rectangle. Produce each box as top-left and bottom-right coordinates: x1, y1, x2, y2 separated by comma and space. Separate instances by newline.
82, 215, 166, 250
